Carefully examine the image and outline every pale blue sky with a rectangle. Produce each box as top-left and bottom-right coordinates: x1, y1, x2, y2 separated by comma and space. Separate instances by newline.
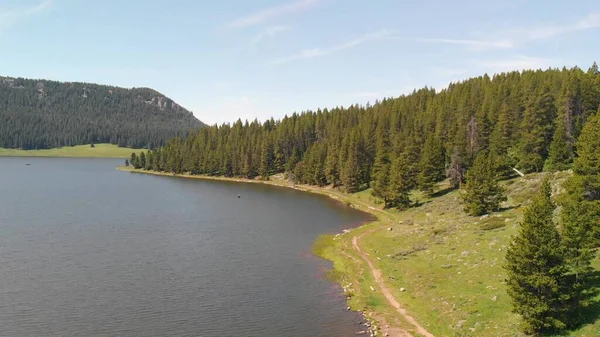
1, 0, 599, 124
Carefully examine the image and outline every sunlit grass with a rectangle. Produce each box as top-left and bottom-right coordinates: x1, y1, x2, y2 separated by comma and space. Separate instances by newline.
0, 144, 136, 158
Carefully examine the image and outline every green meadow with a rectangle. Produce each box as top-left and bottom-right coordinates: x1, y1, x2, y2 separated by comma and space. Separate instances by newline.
315, 172, 600, 337
0, 144, 136, 158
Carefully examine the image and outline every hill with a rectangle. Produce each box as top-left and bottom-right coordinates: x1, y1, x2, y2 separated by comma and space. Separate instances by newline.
0, 76, 205, 150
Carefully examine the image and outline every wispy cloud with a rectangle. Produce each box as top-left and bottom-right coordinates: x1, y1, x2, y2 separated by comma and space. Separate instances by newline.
499, 12, 600, 41
409, 38, 514, 51
0, 0, 51, 31
223, 0, 319, 30
250, 25, 290, 43
270, 30, 393, 65
409, 12, 600, 51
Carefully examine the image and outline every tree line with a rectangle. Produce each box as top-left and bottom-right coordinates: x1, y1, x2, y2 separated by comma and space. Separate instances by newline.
0, 76, 204, 149
130, 64, 600, 334
131, 65, 599, 205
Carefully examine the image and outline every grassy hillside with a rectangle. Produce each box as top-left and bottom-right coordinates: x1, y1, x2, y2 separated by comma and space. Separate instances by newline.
0, 144, 135, 158
317, 172, 599, 337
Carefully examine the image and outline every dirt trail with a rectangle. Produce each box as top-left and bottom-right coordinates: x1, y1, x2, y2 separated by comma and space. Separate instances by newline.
353, 232, 435, 337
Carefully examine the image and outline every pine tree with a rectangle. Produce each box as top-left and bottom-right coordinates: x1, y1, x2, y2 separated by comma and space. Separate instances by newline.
325, 141, 340, 186
371, 145, 391, 204
558, 111, 600, 323
504, 179, 569, 334
341, 131, 361, 193
125, 159, 130, 167
546, 77, 578, 171
259, 137, 274, 180
130, 153, 138, 169
286, 147, 300, 173
446, 146, 466, 189
560, 175, 597, 327
518, 85, 556, 173
570, 110, 600, 245
139, 151, 147, 169
388, 154, 412, 209
145, 151, 154, 170
371, 160, 391, 206
418, 135, 444, 196
489, 102, 517, 178
462, 151, 506, 216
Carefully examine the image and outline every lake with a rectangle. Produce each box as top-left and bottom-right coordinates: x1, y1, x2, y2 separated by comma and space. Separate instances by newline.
0, 157, 371, 336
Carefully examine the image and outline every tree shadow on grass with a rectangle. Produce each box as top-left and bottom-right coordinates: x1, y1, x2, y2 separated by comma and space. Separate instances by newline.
431, 186, 456, 198
543, 271, 600, 336
498, 204, 521, 212
577, 270, 600, 328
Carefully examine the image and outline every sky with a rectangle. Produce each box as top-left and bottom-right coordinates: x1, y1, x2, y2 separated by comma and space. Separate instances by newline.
1, 0, 599, 125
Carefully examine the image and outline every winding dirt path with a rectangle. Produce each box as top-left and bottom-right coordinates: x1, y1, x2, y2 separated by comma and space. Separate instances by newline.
353, 231, 435, 337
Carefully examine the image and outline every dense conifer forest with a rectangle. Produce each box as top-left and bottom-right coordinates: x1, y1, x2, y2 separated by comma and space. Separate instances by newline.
0, 76, 204, 149
132, 64, 600, 335
133, 65, 599, 199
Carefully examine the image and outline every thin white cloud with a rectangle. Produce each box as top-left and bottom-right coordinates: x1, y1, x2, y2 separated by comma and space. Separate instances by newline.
0, 0, 51, 31
505, 12, 600, 41
224, 0, 319, 30
411, 12, 600, 51
270, 30, 393, 65
250, 25, 290, 43
409, 38, 514, 51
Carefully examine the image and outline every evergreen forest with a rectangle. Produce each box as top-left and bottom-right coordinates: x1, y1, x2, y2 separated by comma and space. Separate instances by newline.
0, 76, 204, 149
133, 65, 599, 201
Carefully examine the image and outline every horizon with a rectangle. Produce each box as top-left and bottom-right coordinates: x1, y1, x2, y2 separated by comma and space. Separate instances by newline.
1, 0, 599, 124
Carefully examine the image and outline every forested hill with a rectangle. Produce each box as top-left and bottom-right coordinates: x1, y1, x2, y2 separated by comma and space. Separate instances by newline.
0, 76, 205, 149
133, 64, 600, 202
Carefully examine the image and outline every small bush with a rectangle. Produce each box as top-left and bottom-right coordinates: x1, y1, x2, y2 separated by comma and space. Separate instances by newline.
480, 219, 506, 231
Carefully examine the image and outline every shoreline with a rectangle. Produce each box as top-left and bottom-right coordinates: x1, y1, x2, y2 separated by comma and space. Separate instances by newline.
0, 144, 136, 159
117, 166, 413, 336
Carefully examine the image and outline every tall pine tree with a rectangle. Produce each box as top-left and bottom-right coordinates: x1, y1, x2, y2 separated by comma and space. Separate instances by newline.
462, 151, 506, 216
388, 153, 413, 209
504, 179, 569, 334
518, 85, 556, 173
418, 135, 445, 196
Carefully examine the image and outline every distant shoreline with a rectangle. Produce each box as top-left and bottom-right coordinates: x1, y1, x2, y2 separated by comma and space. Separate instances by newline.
0, 144, 138, 159
116, 166, 377, 214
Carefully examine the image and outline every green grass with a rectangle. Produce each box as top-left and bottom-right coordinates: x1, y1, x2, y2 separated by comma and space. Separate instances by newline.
317, 172, 600, 337
0, 144, 136, 158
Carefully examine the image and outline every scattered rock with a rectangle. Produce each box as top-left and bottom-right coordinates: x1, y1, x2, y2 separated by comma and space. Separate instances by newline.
457, 319, 467, 329
370, 286, 376, 291
492, 296, 498, 302
400, 288, 406, 292
480, 214, 489, 219
347, 306, 351, 310
387, 227, 393, 231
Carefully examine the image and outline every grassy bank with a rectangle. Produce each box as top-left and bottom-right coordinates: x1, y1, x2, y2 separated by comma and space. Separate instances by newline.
0, 144, 136, 158
119, 167, 600, 336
